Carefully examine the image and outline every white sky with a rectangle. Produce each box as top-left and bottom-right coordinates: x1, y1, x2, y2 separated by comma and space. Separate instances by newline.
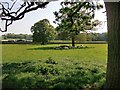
0, 0, 107, 35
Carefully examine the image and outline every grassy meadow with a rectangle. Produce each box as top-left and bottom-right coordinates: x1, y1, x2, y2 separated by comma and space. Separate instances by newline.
2, 44, 107, 64
2, 44, 107, 90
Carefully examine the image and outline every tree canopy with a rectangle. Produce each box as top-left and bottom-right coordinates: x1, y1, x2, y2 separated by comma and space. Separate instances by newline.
54, 2, 102, 47
31, 19, 56, 44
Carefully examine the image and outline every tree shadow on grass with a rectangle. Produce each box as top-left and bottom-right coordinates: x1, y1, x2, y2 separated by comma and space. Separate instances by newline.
2, 60, 105, 90
27, 46, 54, 50
27, 46, 94, 51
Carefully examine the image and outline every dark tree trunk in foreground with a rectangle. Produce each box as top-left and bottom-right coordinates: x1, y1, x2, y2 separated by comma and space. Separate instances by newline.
105, 2, 120, 88
72, 36, 75, 47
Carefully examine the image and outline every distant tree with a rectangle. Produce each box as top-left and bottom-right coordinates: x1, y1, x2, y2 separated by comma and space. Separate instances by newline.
54, 2, 102, 47
91, 33, 98, 41
56, 31, 70, 40
97, 33, 108, 41
75, 33, 87, 42
55, 26, 70, 40
31, 19, 56, 45
2, 35, 7, 40
85, 33, 92, 41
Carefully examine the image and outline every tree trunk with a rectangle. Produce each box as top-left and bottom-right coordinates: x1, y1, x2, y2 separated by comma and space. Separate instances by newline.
104, 2, 120, 88
72, 36, 75, 47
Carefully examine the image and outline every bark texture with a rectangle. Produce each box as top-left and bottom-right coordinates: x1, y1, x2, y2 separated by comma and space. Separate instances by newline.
105, 2, 120, 89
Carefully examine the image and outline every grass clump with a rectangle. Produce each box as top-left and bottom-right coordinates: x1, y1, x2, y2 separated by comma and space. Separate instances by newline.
45, 57, 58, 65
2, 59, 106, 90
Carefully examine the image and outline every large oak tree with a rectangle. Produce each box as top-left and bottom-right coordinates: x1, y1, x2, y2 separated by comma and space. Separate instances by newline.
54, 2, 102, 47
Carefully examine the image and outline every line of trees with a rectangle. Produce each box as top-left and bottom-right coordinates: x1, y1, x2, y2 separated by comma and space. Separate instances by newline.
2, 33, 32, 40
56, 32, 108, 41
2, 31, 108, 42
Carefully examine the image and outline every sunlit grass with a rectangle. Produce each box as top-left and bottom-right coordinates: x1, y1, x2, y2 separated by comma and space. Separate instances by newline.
2, 44, 107, 89
2, 44, 107, 65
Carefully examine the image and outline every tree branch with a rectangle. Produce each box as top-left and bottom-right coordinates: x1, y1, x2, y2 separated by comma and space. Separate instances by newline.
0, 1, 49, 32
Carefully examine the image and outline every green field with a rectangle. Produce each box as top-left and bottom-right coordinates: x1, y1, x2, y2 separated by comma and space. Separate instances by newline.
2, 44, 107, 89
2, 44, 107, 64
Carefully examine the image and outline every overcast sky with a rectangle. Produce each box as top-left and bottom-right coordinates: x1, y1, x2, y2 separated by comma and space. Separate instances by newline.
0, 0, 107, 35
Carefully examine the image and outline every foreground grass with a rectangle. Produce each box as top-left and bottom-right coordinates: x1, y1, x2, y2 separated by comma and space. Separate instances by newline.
2, 44, 107, 90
